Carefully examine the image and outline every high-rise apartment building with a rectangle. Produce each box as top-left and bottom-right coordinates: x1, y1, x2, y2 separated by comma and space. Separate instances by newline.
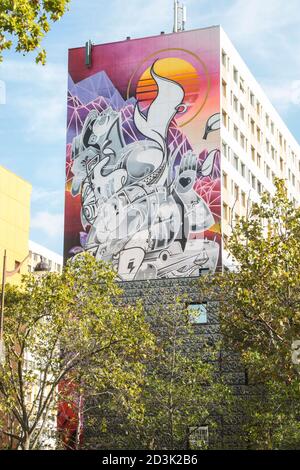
0, 165, 31, 285
220, 28, 300, 266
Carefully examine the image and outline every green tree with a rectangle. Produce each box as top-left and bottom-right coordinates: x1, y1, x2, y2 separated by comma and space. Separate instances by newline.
199, 179, 300, 449
94, 296, 231, 450
0, 0, 70, 64
0, 253, 154, 450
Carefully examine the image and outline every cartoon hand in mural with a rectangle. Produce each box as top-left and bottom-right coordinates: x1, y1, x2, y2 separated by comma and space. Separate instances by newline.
173, 150, 215, 233
175, 150, 197, 194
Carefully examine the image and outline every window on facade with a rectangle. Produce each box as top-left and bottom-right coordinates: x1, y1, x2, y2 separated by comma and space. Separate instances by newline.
233, 67, 238, 83
280, 158, 284, 172
257, 153, 261, 169
271, 121, 274, 134
251, 175, 256, 190
247, 170, 251, 184
233, 95, 238, 112
240, 104, 245, 120
223, 203, 228, 221
222, 50, 227, 67
222, 141, 227, 158
239, 77, 245, 93
222, 110, 227, 128
256, 101, 261, 116
188, 303, 208, 324
257, 126, 261, 142
222, 80, 227, 98
240, 133, 246, 150
233, 125, 238, 140
223, 171, 228, 189
257, 181, 262, 195
265, 114, 269, 128
250, 91, 254, 106
234, 184, 239, 201
189, 426, 209, 449
271, 146, 275, 160
251, 146, 255, 162
241, 191, 246, 207
265, 164, 270, 179
291, 151, 295, 164
241, 163, 245, 178
233, 154, 239, 171
250, 118, 255, 134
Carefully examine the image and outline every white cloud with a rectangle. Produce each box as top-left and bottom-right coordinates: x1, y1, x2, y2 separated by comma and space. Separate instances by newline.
0, 60, 66, 87
223, 0, 300, 38
31, 187, 64, 208
0, 59, 67, 143
221, 0, 300, 70
17, 95, 66, 142
31, 211, 64, 238
261, 80, 300, 111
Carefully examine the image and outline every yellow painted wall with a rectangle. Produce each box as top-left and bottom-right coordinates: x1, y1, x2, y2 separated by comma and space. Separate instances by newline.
0, 165, 31, 286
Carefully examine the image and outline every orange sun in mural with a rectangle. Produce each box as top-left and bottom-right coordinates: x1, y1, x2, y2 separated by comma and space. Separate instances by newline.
136, 58, 201, 123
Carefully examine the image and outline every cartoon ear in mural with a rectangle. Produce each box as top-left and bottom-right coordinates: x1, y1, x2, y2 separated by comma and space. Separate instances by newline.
203, 113, 220, 140
80, 109, 100, 149
198, 149, 217, 177
133, 62, 185, 153
100, 112, 125, 171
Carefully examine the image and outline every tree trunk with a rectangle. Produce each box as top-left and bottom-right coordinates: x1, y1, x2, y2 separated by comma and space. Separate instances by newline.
23, 432, 31, 450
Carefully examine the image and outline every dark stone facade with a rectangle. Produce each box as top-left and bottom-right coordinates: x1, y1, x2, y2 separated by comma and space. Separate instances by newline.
85, 277, 249, 449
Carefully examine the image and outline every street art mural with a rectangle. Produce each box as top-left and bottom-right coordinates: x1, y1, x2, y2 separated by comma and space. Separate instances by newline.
65, 29, 221, 280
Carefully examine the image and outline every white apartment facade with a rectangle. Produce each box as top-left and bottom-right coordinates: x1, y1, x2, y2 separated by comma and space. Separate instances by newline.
220, 27, 300, 265
25, 241, 63, 449
28, 240, 63, 274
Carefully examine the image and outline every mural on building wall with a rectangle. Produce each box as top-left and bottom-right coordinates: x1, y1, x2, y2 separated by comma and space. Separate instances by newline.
65, 29, 221, 280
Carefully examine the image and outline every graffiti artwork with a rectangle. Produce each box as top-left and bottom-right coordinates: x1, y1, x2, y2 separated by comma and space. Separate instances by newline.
65, 29, 221, 280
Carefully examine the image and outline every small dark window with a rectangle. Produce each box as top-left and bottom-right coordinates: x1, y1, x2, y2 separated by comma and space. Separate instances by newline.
188, 303, 208, 324
245, 368, 249, 386
189, 426, 209, 449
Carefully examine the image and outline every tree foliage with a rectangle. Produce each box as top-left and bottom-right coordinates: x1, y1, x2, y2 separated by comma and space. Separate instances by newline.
0, 0, 70, 64
0, 253, 154, 450
84, 296, 231, 450
199, 180, 300, 449
135, 300, 231, 450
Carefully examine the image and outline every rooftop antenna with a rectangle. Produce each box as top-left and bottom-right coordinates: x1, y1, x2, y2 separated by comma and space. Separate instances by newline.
173, 0, 187, 33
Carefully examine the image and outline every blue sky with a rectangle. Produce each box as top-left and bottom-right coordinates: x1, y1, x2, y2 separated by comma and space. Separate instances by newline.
0, 0, 300, 255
